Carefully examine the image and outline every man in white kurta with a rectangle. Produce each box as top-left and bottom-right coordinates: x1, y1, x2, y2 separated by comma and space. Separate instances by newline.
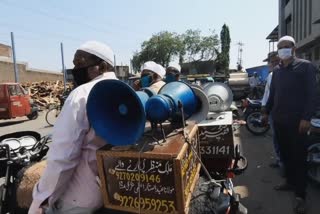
29, 41, 118, 214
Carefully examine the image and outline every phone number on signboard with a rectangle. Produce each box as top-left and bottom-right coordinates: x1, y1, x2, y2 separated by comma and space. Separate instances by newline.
115, 171, 161, 183
114, 193, 176, 213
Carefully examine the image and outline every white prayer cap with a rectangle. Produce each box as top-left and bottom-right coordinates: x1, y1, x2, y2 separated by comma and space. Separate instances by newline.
78, 41, 114, 66
154, 64, 166, 78
141, 61, 157, 73
167, 62, 181, 73
141, 61, 166, 78
278, 36, 296, 46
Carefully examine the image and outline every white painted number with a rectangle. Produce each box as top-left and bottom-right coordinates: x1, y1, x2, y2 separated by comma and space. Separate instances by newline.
200, 146, 230, 155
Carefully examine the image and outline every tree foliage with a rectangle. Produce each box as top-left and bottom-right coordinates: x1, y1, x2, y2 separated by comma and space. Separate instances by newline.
181, 29, 219, 63
132, 29, 220, 72
216, 24, 231, 72
131, 31, 183, 71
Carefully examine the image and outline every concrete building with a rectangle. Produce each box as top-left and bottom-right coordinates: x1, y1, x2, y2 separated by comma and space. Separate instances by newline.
277, 0, 320, 66
0, 43, 63, 83
115, 65, 130, 81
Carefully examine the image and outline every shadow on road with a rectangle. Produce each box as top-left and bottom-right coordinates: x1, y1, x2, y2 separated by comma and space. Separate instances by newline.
0, 119, 28, 127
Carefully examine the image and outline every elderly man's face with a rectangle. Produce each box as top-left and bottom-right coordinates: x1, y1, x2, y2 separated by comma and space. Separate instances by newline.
73, 50, 102, 80
73, 50, 97, 68
277, 40, 295, 60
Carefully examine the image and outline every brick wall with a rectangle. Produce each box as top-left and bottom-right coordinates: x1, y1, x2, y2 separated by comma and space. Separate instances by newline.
0, 60, 63, 83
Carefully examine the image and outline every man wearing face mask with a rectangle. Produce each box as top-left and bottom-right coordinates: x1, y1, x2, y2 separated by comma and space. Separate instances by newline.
133, 61, 166, 93
28, 41, 118, 214
261, 52, 281, 168
264, 36, 317, 214
165, 62, 181, 83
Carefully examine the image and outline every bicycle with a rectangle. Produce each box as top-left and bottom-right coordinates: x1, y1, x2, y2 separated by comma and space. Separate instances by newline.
45, 94, 68, 126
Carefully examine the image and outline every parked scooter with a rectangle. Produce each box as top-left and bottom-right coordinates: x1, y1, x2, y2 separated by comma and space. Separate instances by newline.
240, 98, 270, 135
0, 131, 51, 214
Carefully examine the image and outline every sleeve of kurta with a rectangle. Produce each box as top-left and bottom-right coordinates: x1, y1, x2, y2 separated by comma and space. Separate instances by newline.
28, 89, 89, 213
302, 63, 317, 121
265, 72, 275, 115
261, 73, 272, 106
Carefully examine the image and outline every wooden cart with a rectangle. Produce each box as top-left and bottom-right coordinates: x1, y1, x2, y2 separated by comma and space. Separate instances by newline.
96, 123, 200, 214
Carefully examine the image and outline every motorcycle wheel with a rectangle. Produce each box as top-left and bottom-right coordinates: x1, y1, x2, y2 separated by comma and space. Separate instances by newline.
307, 143, 320, 184
45, 107, 60, 126
0, 184, 14, 214
0, 184, 5, 214
245, 111, 270, 135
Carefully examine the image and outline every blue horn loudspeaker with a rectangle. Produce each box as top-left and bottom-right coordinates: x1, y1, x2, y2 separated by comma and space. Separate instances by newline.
145, 81, 198, 123
87, 80, 149, 146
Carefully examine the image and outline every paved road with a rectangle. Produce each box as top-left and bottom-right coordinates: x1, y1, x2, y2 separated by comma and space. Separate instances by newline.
234, 127, 320, 214
1, 115, 320, 214
0, 111, 53, 137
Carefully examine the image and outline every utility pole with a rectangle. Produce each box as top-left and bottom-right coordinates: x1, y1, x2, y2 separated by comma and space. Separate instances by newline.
60, 42, 67, 92
11, 32, 19, 82
236, 41, 244, 67
114, 55, 117, 74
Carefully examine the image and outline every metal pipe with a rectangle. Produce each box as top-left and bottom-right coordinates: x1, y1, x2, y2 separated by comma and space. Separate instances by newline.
11, 32, 19, 82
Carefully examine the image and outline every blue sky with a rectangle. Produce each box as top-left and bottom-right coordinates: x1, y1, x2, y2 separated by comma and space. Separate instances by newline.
0, 0, 278, 73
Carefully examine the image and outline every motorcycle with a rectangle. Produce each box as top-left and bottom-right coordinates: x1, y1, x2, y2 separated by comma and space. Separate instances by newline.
189, 176, 247, 214
307, 118, 320, 184
0, 131, 51, 214
240, 98, 270, 135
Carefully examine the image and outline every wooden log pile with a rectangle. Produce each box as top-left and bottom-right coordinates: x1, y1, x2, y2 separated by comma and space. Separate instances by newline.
22, 81, 73, 109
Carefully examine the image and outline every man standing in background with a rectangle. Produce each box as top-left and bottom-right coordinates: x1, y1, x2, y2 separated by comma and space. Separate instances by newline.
264, 36, 317, 214
261, 52, 281, 168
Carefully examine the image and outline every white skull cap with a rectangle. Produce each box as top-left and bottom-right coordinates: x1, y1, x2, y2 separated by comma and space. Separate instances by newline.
167, 62, 181, 73
78, 41, 114, 66
141, 61, 165, 78
278, 36, 296, 46
154, 64, 166, 78
141, 61, 157, 73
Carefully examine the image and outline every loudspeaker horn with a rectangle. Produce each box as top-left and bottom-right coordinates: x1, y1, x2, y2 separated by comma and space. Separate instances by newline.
145, 81, 198, 123
203, 82, 233, 112
87, 80, 148, 146
188, 85, 209, 123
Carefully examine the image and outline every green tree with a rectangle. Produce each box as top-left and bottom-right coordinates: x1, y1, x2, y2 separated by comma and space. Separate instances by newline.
181, 29, 219, 62
216, 24, 231, 72
131, 31, 183, 71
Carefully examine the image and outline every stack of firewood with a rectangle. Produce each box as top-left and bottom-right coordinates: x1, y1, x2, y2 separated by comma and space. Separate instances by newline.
22, 81, 73, 108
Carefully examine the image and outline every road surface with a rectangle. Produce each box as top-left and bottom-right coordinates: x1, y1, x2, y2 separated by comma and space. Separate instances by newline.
234, 127, 320, 214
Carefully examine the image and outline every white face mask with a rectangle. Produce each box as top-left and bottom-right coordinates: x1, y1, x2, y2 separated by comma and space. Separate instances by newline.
278, 48, 292, 60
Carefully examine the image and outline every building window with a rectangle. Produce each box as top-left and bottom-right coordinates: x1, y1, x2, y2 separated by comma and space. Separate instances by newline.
309, 0, 312, 35
315, 47, 320, 61
299, 0, 303, 41
304, 0, 307, 38
305, 52, 312, 61
295, 0, 299, 40
286, 15, 292, 35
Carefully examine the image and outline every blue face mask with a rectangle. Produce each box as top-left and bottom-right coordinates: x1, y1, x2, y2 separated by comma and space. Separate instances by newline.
141, 75, 152, 87
165, 74, 176, 83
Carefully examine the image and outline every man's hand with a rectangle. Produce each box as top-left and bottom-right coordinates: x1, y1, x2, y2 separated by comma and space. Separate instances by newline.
132, 80, 141, 91
299, 120, 311, 134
